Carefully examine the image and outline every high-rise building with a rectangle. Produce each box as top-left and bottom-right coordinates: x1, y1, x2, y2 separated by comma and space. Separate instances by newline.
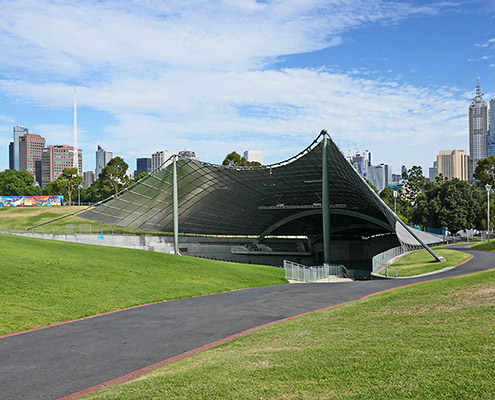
83, 171, 95, 188
488, 99, 495, 157
19, 133, 46, 185
350, 150, 371, 180
178, 150, 199, 160
12, 125, 29, 170
41, 145, 82, 188
243, 150, 263, 165
429, 161, 438, 181
468, 78, 488, 182
136, 158, 151, 176
369, 163, 392, 192
437, 150, 469, 181
8, 142, 14, 170
95, 145, 113, 179
151, 150, 173, 171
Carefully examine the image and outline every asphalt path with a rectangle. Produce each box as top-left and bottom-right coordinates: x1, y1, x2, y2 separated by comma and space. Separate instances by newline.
1, 245, 493, 399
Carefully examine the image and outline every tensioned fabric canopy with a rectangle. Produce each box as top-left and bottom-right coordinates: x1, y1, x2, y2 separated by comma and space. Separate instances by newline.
79, 131, 438, 251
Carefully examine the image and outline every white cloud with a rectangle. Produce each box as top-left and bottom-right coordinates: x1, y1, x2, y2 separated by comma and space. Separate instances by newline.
0, 0, 464, 171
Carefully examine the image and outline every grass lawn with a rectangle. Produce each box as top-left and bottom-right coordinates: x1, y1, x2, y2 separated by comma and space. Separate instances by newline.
471, 240, 495, 252
379, 248, 470, 277
0, 234, 286, 335
86, 269, 495, 400
0, 206, 162, 235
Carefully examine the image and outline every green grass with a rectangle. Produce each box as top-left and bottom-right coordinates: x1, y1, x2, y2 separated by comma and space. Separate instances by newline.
470, 240, 495, 252
0, 234, 286, 335
380, 248, 470, 277
0, 206, 167, 235
86, 269, 495, 400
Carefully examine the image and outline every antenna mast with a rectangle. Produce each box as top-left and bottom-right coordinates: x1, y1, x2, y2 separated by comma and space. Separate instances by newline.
73, 87, 79, 172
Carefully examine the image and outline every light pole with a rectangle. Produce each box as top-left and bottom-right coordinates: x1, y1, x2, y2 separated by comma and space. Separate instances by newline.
393, 190, 397, 214
486, 184, 491, 244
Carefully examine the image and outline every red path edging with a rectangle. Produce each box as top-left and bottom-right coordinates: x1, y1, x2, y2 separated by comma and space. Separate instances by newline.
58, 257, 488, 400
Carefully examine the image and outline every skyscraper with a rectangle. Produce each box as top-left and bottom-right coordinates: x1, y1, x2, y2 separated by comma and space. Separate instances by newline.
8, 142, 14, 170
468, 78, 488, 182
151, 150, 173, 171
12, 125, 29, 170
243, 150, 263, 165
95, 145, 113, 178
437, 150, 468, 181
136, 158, 151, 176
488, 99, 495, 157
41, 145, 82, 188
19, 133, 46, 185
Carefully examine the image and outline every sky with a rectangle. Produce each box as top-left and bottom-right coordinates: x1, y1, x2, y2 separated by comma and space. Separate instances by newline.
0, 0, 494, 175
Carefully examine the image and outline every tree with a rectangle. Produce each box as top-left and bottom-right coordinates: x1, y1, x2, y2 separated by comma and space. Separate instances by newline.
43, 168, 82, 205
379, 187, 412, 224
222, 152, 261, 167
473, 156, 495, 187
0, 169, 42, 196
60, 168, 82, 206
401, 165, 425, 204
412, 179, 483, 235
95, 157, 130, 198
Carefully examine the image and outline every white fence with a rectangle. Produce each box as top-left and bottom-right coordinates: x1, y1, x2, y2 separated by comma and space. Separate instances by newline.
283, 260, 345, 282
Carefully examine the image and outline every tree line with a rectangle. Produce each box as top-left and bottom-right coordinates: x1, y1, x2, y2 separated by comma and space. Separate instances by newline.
2, 153, 495, 235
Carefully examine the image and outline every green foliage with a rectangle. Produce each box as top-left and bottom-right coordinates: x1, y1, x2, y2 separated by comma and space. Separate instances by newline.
0, 169, 42, 196
79, 157, 131, 203
0, 234, 286, 335
379, 187, 412, 224
87, 270, 495, 400
222, 152, 261, 167
365, 179, 378, 193
412, 179, 484, 234
401, 165, 424, 204
96, 156, 130, 197
473, 155, 495, 187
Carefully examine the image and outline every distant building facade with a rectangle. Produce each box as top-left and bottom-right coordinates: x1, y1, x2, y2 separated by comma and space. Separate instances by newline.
488, 99, 495, 157
12, 125, 29, 170
41, 145, 82, 188
178, 150, 199, 160
429, 161, 438, 181
152, 150, 174, 171
83, 171, 95, 188
243, 150, 263, 165
469, 78, 488, 182
19, 133, 46, 185
136, 157, 151, 176
8, 142, 14, 170
369, 163, 392, 192
95, 145, 113, 179
437, 150, 468, 181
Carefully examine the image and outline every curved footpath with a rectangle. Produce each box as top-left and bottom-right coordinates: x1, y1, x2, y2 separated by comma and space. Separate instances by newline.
1, 245, 493, 400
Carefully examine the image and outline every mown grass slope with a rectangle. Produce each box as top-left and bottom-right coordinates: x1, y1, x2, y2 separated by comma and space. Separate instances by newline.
87, 269, 495, 399
0, 206, 159, 234
380, 247, 470, 277
0, 234, 286, 335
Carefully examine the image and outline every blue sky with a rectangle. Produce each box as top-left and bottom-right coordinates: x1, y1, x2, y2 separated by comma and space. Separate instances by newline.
0, 0, 494, 174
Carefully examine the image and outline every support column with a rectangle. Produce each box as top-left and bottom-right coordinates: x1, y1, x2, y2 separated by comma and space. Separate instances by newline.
173, 156, 179, 255
322, 137, 331, 265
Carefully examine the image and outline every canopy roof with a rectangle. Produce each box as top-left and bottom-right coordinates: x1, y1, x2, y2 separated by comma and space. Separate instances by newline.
79, 131, 431, 245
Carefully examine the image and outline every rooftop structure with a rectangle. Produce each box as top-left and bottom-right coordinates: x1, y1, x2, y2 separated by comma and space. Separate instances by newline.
80, 131, 441, 272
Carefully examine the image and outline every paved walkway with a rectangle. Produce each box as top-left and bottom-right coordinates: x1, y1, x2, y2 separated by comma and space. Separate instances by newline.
0, 245, 493, 399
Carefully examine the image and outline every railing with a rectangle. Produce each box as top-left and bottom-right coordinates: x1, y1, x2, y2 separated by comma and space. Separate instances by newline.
372, 246, 404, 274
283, 260, 345, 282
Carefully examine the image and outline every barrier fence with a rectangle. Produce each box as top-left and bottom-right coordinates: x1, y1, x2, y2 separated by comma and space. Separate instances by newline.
283, 260, 345, 282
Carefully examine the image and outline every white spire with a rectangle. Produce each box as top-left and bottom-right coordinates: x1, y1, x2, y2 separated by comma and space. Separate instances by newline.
73, 86, 79, 172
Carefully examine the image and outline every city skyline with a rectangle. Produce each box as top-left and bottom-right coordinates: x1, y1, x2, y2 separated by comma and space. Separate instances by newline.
0, 1, 494, 173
